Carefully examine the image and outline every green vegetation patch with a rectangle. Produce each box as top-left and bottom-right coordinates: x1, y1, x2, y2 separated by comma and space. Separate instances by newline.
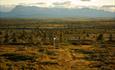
0, 53, 35, 61
74, 49, 95, 54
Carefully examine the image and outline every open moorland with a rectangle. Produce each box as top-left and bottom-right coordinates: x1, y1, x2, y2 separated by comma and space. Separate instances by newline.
0, 19, 115, 70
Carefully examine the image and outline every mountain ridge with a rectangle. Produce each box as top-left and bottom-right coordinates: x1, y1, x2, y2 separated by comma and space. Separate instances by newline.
0, 5, 115, 18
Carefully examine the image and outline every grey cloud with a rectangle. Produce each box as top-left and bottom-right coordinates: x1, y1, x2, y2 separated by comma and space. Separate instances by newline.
102, 5, 115, 8
80, 0, 91, 1
32, 2, 46, 5
53, 1, 71, 6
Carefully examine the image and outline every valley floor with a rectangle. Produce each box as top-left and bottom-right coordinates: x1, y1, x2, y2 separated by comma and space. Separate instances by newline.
0, 44, 114, 70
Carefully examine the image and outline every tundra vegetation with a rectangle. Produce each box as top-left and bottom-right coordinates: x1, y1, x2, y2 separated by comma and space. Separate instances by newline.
0, 19, 115, 70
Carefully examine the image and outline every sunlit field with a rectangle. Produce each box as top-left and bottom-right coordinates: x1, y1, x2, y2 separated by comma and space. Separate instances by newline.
0, 19, 115, 70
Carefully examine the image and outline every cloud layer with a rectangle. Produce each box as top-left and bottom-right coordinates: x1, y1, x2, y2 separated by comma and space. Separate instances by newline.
0, 0, 115, 12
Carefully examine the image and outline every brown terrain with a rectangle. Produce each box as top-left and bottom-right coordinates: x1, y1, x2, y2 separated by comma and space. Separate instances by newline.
0, 19, 115, 70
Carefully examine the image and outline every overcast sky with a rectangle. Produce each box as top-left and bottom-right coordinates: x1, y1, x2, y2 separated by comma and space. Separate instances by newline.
0, 0, 115, 12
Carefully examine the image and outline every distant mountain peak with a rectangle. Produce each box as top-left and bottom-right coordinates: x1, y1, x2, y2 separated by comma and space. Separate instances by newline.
0, 5, 115, 18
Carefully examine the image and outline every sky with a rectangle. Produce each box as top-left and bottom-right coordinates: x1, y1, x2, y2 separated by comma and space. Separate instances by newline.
0, 0, 115, 12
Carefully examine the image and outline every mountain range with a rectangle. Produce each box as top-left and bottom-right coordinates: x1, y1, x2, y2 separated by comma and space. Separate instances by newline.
0, 5, 115, 18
